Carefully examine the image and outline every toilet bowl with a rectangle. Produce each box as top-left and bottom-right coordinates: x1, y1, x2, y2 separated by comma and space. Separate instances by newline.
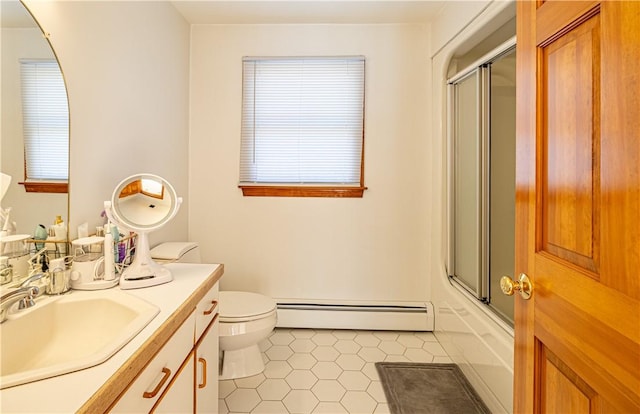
150, 242, 277, 380
219, 291, 277, 380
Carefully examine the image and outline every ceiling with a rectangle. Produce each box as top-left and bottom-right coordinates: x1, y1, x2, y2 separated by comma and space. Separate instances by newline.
1, 1, 448, 27
171, 1, 447, 25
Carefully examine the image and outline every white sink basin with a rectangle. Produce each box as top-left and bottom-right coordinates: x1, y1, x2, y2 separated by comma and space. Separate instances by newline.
0, 289, 159, 389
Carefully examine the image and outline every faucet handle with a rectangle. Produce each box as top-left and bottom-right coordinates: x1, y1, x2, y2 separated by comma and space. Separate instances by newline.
17, 286, 40, 310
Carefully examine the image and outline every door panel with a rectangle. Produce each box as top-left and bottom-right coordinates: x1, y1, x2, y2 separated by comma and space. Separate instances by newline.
515, 1, 640, 413
541, 13, 600, 274
541, 348, 595, 413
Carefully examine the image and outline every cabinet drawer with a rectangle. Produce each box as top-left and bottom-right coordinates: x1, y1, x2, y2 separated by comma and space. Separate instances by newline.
195, 283, 218, 340
111, 312, 196, 413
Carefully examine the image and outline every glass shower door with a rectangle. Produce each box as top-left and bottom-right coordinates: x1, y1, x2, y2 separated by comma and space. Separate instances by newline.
451, 68, 485, 299
448, 43, 516, 325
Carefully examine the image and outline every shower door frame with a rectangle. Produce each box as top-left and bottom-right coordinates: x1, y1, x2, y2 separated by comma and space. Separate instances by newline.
446, 36, 516, 322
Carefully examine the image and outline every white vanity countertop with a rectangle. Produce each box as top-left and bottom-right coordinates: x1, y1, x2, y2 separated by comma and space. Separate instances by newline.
0, 262, 223, 413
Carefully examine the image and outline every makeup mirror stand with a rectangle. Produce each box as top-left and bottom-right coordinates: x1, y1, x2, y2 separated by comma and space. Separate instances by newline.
104, 173, 181, 289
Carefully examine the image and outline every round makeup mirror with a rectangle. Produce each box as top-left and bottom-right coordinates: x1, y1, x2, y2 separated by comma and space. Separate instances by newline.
104, 173, 182, 289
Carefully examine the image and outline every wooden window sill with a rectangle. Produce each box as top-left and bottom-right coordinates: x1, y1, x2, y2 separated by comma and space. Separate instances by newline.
20, 181, 68, 193
240, 185, 367, 198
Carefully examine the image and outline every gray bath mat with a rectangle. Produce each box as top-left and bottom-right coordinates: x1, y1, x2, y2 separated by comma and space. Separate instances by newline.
375, 362, 491, 414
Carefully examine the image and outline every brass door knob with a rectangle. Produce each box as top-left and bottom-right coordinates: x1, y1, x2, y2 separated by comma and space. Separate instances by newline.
500, 273, 533, 300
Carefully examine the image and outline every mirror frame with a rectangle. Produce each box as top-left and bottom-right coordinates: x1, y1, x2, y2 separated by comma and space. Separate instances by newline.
109, 173, 180, 232
104, 173, 182, 290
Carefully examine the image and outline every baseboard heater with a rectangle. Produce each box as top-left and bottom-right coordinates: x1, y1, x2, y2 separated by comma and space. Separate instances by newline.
275, 299, 434, 331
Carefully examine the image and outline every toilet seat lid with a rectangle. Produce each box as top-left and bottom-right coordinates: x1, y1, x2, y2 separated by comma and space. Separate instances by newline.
220, 291, 276, 319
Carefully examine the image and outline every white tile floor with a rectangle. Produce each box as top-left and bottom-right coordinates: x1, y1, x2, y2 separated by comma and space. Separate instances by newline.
218, 328, 452, 414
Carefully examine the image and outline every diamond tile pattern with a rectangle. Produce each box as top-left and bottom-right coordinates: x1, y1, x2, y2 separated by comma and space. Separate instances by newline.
219, 328, 451, 414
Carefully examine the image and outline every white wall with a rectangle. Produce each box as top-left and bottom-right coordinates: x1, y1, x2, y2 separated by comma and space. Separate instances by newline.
23, 0, 190, 244
189, 24, 432, 303
429, 1, 516, 413
1, 27, 67, 234
430, 0, 492, 56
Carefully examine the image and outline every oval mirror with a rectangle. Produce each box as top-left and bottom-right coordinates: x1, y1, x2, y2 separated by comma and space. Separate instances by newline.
104, 174, 182, 290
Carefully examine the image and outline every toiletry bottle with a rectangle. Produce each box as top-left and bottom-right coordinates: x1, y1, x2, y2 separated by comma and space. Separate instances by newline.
103, 223, 116, 281
52, 216, 67, 255
34, 224, 47, 250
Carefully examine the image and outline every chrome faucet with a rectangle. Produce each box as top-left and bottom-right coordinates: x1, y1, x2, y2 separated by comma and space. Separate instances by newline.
0, 286, 39, 323
18, 273, 46, 309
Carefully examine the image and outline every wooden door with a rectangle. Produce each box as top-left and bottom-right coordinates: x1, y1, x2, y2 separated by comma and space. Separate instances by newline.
515, 1, 640, 413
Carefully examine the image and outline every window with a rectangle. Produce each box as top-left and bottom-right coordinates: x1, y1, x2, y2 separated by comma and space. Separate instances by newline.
239, 56, 366, 198
118, 179, 164, 199
141, 178, 164, 199
20, 59, 69, 193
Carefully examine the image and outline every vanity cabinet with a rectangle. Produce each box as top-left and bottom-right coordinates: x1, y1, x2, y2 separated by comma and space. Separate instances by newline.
111, 282, 219, 414
0, 264, 224, 414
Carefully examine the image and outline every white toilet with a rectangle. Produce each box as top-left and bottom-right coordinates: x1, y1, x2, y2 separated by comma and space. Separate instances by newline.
218, 291, 277, 379
150, 242, 277, 380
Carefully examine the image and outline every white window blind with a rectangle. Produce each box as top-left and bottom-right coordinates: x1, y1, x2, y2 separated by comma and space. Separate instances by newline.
20, 59, 69, 181
240, 56, 365, 185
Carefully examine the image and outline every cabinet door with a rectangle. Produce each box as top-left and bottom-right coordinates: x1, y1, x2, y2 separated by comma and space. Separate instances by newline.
195, 317, 219, 414
152, 351, 195, 414
111, 313, 196, 413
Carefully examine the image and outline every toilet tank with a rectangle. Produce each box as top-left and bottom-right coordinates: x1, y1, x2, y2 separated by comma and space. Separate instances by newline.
150, 242, 201, 264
